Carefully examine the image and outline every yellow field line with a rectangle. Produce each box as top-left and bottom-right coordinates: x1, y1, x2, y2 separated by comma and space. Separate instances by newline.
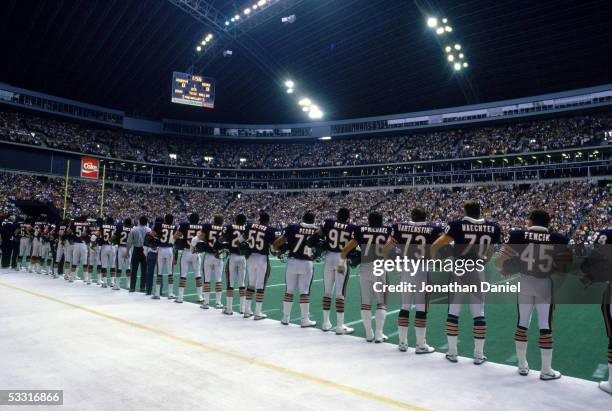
0, 280, 428, 411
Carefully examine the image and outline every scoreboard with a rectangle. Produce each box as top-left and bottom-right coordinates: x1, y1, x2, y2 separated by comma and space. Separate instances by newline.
171, 72, 215, 108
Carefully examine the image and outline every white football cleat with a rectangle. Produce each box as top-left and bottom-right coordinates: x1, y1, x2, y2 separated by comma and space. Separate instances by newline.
200, 303, 210, 309
374, 333, 388, 344
301, 319, 316, 328
243, 312, 253, 319
598, 381, 612, 394
197, 296, 204, 303
518, 364, 530, 376
215, 303, 224, 309
152, 295, 160, 300
398, 343, 408, 352
540, 369, 562, 381
112, 284, 120, 291
223, 310, 233, 316
254, 314, 268, 321
336, 325, 355, 335
415, 344, 435, 354
175, 297, 183, 304
281, 316, 289, 325
101, 283, 107, 288
473, 354, 487, 365
445, 353, 458, 363
321, 322, 333, 332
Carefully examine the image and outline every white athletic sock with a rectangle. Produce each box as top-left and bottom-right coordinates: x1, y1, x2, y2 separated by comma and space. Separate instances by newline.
155, 284, 161, 297
196, 286, 203, 300
607, 364, 612, 384
178, 287, 185, 300
244, 300, 252, 315
516, 341, 528, 368
204, 292, 210, 304
300, 303, 310, 321
375, 309, 386, 338
336, 312, 344, 328
240, 296, 246, 313
283, 301, 293, 320
216, 290, 223, 305
474, 338, 485, 358
361, 310, 373, 339
541, 349, 553, 373
226, 296, 233, 311
322, 310, 331, 326
398, 325, 408, 345
255, 302, 263, 316
415, 327, 427, 347
447, 335, 458, 355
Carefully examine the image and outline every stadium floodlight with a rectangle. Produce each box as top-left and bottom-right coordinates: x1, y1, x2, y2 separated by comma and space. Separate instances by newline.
302, 106, 309, 112
196, 46, 202, 52
436, 27, 444, 35
282, 15, 296, 24
284, 80, 294, 88
463, 62, 468, 67
240, 158, 247, 163
253, 4, 258, 10
445, 46, 452, 52
442, 18, 448, 23
319, 136, 332, 140
298, 98, 311, 106
169, 153, 177, 160
427, 17, 438, 28
201, 40, 206, 45
231, 17, 235, 22
459, 53, 464, 59
244, 8, 251, 15
234, 14, 240, 20
453, 62, 461, 71
454, 44, 461, 50
286, 88, 294, 94
445, 26, 452, 32
225, 21, 230, 26
258, 0, 267, 6
309, 110, 323, 119
447, 54, 454, 62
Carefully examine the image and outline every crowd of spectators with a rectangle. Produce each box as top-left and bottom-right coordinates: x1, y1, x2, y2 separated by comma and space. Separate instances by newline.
0, 172, 608, 243
1, 109, 610, 169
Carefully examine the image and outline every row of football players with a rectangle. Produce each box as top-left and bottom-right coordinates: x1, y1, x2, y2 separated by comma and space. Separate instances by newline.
7, 204, 612, 393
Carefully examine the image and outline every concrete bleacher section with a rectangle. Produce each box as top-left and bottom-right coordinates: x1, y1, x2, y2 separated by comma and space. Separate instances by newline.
0, 269, 609, 410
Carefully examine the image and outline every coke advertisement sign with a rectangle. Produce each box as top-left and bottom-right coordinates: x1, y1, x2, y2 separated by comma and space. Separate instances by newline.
80, 157, 99, 179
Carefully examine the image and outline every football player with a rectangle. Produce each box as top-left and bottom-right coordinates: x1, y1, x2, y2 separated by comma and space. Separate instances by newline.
30, 216, 46, 274
115, 218, 133, 288
200, 215, 225, 309
387, 207, 442, 353
243, 212, 277, 319
496, 209, 571, 380
339, 211, 393, 343
432, 200, 501, 365
174, 212, 204, 303
153, 214, 176, 299
69, 215, 91, 283
222, 213, 248, 315
17, 216, 33, 271
98, 216, 117, 289
40, 220, 54, 275
273, 211, 318, 328
87, 217, 103, 286
580, 228, 612, 393
53, 218, 71, 279
307, 207, 355, 334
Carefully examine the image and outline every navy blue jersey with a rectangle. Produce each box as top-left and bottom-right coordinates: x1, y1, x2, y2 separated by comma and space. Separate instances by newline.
223, 223, 247, 254
17, 222, 32, 238
153, 222, 177, 247
352, 225, 393, 259
176, 222, 203, 250
201, 223, 225, 253
595, 229, 612, 245
445, 217, 502, 258
392, 222, 443, 258
284, 223, 318, 260
98, 224, 116, 245
33, 221, 46, 239
117, 225, 131, 246
70, 222, 91, 243
245, 223, 277, 255
321, 219, 356, 252
55, 224, 68, 241
502, 226, 570, 277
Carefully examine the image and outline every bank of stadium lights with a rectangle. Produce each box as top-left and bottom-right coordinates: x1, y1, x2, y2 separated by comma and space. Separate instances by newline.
426, 16, 469, 71
196, 33, 214, 52
225, 0, 277, 27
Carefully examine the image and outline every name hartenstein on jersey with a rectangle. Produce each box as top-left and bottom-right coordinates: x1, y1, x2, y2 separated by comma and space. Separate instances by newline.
392, 222, 443, 258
